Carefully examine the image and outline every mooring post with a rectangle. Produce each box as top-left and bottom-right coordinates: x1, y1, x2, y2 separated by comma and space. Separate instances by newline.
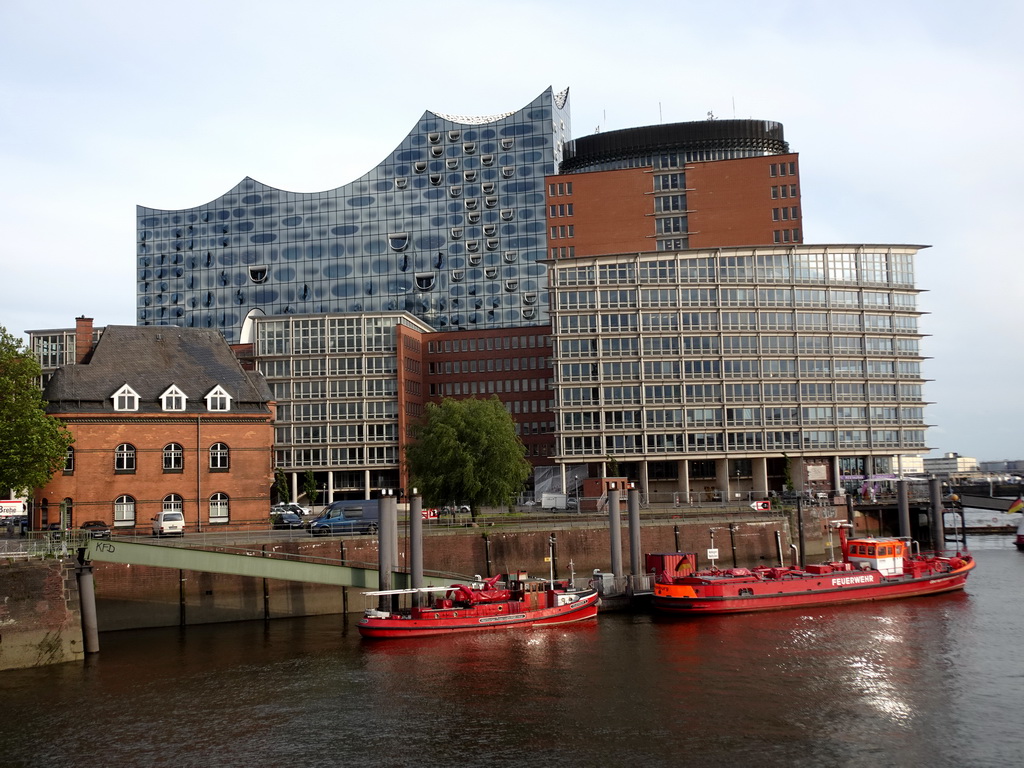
929, 477, 946, 553
608, 483, 623, 580
378, 490, 396, 611
897, 479, 911, 539
410, 490, 423, 607
628, 485, 641, 576
76, 550, 100, 654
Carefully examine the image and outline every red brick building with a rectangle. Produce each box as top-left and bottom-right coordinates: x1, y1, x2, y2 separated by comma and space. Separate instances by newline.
33, 321, 275, 533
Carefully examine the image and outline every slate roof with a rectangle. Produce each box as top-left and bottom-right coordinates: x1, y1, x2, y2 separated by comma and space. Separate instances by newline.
43, 326, 273, 414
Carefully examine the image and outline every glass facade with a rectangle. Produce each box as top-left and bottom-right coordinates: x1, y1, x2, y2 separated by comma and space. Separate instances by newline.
137, 89, 570, 343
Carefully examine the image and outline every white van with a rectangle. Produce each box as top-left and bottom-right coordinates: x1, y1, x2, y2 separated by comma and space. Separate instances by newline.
152, 511, 185, 537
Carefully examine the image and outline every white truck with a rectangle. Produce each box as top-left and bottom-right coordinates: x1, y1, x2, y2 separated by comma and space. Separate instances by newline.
541, 492, 567, 510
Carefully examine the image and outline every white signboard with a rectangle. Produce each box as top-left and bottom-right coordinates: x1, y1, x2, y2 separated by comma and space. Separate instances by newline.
707, 548, 719, 560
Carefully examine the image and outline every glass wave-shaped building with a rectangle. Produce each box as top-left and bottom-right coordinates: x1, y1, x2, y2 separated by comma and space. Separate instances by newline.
136, 88, 571, 344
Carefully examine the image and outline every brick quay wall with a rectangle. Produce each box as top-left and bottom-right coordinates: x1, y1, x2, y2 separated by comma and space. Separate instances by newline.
90, 513, 815, 631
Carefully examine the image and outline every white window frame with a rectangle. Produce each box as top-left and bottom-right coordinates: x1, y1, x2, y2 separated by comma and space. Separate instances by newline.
205, 385, 232, 412
112, 384, 140, 412
160, 384, 188, 412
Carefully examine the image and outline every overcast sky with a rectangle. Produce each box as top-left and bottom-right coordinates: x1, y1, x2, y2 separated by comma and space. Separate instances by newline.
2, 0, 1021, 462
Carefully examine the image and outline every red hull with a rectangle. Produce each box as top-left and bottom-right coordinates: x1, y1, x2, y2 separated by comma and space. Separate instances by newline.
653, 559, 975, 615
358, 590, 599, 638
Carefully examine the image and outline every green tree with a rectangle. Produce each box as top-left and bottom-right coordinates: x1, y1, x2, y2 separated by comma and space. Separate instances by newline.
302, 469, 320, 510
273, 468, 290, 504
0, 325, 73, 494
405, 396, 531, 520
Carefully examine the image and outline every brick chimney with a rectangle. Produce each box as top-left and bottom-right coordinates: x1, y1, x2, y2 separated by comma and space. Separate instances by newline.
75, 316, 94, 364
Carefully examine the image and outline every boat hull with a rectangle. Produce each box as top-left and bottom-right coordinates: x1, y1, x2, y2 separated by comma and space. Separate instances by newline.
653, 561, 974, 615
358, 590, 599, 638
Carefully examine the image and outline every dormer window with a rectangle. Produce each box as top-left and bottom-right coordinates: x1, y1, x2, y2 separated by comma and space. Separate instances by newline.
481, 154, 495, 166
446, 158, 459, 170
483, 224, 497, 236
112, 384, 139, 412
467, 211, 481, 223
205, 385, 232, 412
388, 233, 410, 252
451, 270, 464, 282
415, 274, 436, 291
501, 166, 515, 178
448, 130, 461, 142
161, 385, 188, 412
430, 145, 444, 157
501, 138, 515, 149
464, 170, 478, 182
482, 182, 495, 193
414, 161, 427, 173
463, 142, 476, 154
428, 132, 441, 144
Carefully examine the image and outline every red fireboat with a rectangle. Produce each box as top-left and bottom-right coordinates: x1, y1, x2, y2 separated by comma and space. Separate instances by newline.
651, 523, 975, 615
358, 573, 599, 639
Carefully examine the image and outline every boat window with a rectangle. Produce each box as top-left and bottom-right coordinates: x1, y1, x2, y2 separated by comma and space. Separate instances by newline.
866, 546, 875, 556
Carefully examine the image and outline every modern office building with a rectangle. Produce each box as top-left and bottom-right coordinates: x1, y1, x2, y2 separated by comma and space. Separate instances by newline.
546, 245, 927, 500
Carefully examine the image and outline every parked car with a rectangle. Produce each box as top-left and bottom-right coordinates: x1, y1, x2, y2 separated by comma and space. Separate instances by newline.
271, 512, 306, 530
272, 503, 310, 517
80, 520, 111, 539
152, 511, 185, 537
308, 500, 379, 536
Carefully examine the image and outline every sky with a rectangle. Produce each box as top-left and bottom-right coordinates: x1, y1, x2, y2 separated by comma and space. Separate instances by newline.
1, 0, 1021, 462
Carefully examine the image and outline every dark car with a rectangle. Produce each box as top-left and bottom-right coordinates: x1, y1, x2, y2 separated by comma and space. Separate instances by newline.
271, 512, 306, 530
80, 520, 111, 539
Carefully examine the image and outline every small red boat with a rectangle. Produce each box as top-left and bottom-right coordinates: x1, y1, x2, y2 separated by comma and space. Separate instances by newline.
358, 574, 600, 639
651, 524, 975, 615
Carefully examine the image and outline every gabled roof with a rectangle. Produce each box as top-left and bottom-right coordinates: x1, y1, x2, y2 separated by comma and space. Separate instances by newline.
43, 326, 273, 414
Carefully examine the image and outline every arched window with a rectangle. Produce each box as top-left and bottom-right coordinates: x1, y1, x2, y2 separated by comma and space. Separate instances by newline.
115, 443, 136, 472
64, 446, 75, 474
163, 443, 184, 472
61, 498, 73, 529
209, 443, 230, 471
163, 494, 183, 514
114, 495, 136, 526
209, 492, 229, 524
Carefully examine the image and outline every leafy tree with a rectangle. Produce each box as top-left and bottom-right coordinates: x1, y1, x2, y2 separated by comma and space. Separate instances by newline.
273, 468, 290, 504
302, 469, 320, 509
405, 396, 531, 520
0, 325, 73, 494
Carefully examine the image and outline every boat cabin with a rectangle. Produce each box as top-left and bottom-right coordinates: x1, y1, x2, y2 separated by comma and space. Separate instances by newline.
845, 537, 906, 576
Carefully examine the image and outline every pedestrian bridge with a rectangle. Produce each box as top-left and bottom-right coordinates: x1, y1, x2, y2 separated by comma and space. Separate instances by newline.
82, 537, 462, 590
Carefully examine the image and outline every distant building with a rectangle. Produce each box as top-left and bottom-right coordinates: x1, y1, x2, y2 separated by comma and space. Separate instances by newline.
32, 320, 275, 532
922, 452, 980, 479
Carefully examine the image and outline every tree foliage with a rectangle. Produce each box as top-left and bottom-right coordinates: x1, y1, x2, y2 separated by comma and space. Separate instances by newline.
0, 325, 73, 494
405, 396, 531, 517
273, 468, 290, 504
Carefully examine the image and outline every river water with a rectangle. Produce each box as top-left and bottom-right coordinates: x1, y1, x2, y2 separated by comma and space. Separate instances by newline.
2, 535, 1022, 768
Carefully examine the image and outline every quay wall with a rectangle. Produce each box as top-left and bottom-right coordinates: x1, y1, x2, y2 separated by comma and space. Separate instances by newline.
90, 515, 808, 631
0, 559, 84, 671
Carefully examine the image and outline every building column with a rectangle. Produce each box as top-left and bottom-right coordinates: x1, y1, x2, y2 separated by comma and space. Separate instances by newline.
754, 457, 769, 497
715, 457, 730, 502
832, 456, 841, 490
291, 471, 299, 505
327, 470, 334, 505
638, 460, 649, 497
560, 463, 568, 495
678, 459, 690, 503
364, 469, 372, 499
